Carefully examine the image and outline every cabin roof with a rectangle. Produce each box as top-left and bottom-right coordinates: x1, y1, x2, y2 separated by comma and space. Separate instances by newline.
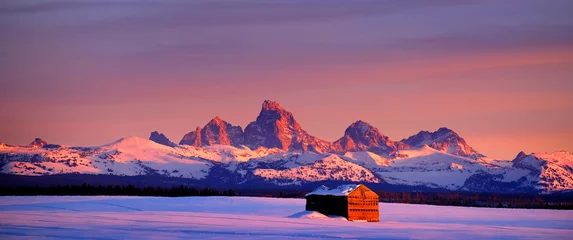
304, 184, 363, 197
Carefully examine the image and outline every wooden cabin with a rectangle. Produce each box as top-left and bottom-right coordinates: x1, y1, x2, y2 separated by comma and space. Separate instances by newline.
305, 184, 379, 222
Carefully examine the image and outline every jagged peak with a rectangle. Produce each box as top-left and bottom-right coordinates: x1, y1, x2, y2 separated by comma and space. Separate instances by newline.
261, 100, 284, 111
209, 116, 224, 124
435, 127, 459, 137
515, 151, 529, 160
205, 117, 243, 131
346, 120, 377, 133
403, 127, 462, 142
350, 120, 373, 127
401, 127, 483, 159
149, 131, 176, 147
150, 131, 164, 139
416, 130, 431, 135
29, 138, 47, 147
437, 127, 453, 132
254, 100, 297, 126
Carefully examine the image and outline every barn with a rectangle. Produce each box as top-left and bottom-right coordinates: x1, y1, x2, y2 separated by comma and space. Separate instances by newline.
305, 184, 379, 222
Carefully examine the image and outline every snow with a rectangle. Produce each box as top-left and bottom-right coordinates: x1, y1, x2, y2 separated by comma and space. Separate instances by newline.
305, 184, 362, 196
254, 155, 380, 183
450, 162, 464, 170
379, 147, 486, 189
0, 137, 212, 178
180, 144, 283, 163
343, 151, 390, 167
287, 211, 347, 220
534, 151, 573, 168
498, 168, 531, 182
515, 152, 573, 193
2, 138, 573, 193
0, 196, 572, 239
380, 171, 474, 190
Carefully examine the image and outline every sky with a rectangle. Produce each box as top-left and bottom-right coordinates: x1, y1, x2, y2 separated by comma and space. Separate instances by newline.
1, 0, 572, 159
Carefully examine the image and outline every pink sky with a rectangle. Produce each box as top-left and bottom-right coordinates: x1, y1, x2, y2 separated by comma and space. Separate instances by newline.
1, 0, 572, 159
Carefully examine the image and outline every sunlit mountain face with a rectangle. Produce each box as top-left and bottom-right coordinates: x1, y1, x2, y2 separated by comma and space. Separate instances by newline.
2, 101, 572, 194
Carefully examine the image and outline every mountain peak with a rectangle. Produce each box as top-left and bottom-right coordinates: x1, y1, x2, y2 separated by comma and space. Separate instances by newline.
334, 121, 405, 156
401, 127, 484, 159
210, 116, 223, 124
436, 127, 454, 134
346, 120, 376, 134
244, 100, 330, 152
515, 151, 529, 160
180, 118, 244, 147
29, 138, 47, 148
149, 131, 176, 147
262, 100, 284, 111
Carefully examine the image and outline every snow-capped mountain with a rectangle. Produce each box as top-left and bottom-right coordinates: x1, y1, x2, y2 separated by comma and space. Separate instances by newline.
252, 154, 380, 184
333, 120, 409, 156
177, 101, 485, 159
508, 151, 573, 193
1, 136, 571, 193
180, 117, 244, 147
29, 138, 48, 148
243, 100, 332, 152
1, 100, 571, 194
401, 127, 485, 159
1, 137, 212, 179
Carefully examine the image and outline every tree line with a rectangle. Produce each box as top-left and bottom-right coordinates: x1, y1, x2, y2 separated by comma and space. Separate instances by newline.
265, 190, 573, 210
2, 184, 572, 210
373, 191, 573, 210
0, 184, 238, 197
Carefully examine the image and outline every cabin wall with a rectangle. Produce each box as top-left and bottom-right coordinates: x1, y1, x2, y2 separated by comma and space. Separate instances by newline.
305, 195, 348, 218
347, 185, 380, 222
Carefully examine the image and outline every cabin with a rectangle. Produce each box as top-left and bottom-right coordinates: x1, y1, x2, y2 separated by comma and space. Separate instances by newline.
305, 184, 379, 222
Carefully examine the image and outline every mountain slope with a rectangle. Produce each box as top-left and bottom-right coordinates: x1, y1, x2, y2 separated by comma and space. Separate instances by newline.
180, 117, 244, 147
1, 138, 572, 193
510, 151, 573, 193
1, 100, 571, 194
401, 128, 485, 159
149, 131, 176, 147
1, 137, 212, 179
253, 154, 380, 184
378, 146, 492, 190
333, 121, 408, 156
244, 100, 332, 152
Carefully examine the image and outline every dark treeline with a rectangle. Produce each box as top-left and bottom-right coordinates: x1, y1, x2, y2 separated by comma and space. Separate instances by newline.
260, 190, 573, 210
374, 191, 573, 210
2, 183, 572, 210
0, 184, 238, 197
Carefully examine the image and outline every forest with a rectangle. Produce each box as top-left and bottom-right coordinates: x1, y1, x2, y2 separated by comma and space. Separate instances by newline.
0, 184, 237, 197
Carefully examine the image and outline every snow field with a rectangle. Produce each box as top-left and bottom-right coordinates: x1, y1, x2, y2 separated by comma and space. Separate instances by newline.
0, 196, 572, 239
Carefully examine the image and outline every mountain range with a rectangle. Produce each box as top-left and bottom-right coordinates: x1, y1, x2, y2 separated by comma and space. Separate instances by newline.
1, 100, 572, 194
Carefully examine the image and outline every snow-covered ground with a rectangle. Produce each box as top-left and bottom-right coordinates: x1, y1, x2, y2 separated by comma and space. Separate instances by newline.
0, 196, 572, 239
